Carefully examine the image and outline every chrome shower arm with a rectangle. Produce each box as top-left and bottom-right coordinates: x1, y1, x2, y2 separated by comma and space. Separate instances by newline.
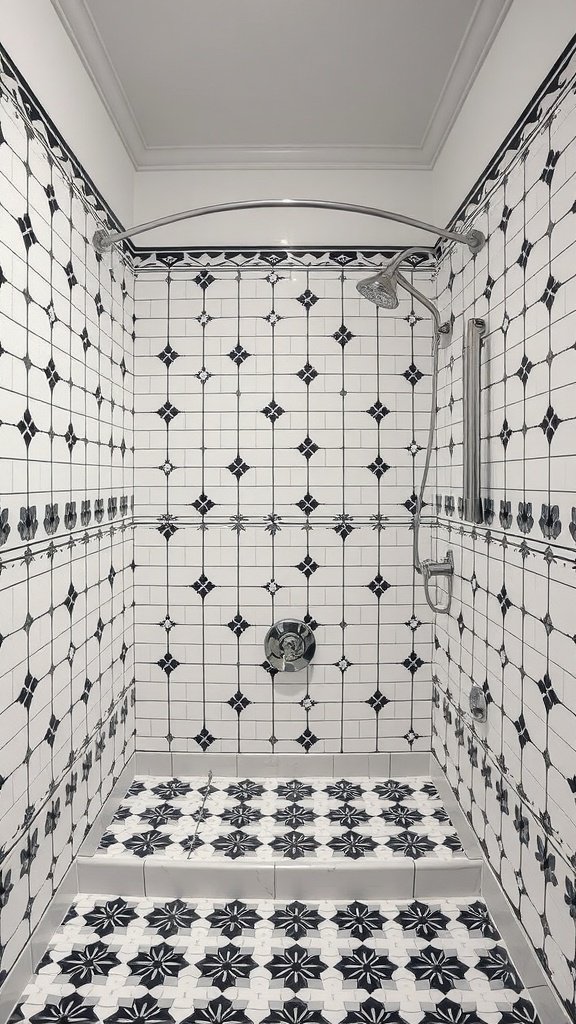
92, 198, 485, 253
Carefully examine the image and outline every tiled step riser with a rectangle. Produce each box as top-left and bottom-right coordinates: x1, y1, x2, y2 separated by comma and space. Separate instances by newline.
135, 751, 434, 779
77, 854, 482, 900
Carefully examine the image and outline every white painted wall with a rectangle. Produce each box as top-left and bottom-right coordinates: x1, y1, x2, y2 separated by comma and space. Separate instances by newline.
0, 0, 134, 224
433, 0, 576, 227
3, 0, 575, 248
132, 167, 434, 249
130, 0, 576, 250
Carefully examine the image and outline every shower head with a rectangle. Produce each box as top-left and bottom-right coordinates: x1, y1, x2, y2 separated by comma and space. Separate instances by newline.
356, 270, 399, 309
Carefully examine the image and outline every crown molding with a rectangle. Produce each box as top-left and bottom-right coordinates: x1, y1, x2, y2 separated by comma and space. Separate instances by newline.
52, 0, 512, 172
419, 0, 514, 167
51, 0, 145, 168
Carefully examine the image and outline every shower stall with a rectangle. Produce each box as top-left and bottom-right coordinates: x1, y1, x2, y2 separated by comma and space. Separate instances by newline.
1, 9, 576, 1024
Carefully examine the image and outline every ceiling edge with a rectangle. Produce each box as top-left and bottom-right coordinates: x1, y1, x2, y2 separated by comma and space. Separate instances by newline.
51, 0, 511, 172
420, 0, 515, 167
51, 0, 145, 166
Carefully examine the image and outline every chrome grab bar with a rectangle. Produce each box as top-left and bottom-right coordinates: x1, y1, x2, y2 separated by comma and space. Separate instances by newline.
463, 318, 486, 524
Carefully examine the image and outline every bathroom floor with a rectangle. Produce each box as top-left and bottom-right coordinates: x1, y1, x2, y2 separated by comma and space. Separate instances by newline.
96, 777, 464, 862
12, 893, 540, 1024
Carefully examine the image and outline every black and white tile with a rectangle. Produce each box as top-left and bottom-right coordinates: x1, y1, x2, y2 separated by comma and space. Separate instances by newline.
431, 37, 576, 1023
0, 42, 135, 984
95, 776, 462, 862
134, 268, 435, 755
12, 893, 541, 1024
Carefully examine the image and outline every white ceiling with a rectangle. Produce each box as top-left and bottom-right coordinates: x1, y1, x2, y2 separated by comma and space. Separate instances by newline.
52, 0, 512, 169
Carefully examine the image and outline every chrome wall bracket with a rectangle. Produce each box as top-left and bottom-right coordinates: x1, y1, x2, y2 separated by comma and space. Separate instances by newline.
438, 321, 453, 349
421, 549, 454, 615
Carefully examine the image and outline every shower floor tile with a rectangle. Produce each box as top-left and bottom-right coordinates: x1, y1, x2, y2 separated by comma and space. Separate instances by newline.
95, 776, 465, 862
12, 894, 540, 1024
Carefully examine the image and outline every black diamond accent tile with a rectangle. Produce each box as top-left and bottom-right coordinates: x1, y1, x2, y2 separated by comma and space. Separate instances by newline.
192, 574, 216, 599
497, 585, 512, 616
499, 419, 512, 448
366, 690, 389, 713
158, 343, 179, 366
297, 363, 318, 385
195, 271, 215, 290
262, 400, 285, 422
367, 401, 389, 423
540, 405, 561, 443
296, 493, 319, 515
332, 323, 354, 347
517, 238, 533, 269
194, 727, 215, 750
228, 455, 250, 478
64, 422, 77, 452
540, 274, 561, 310
229, 343, 250, 364
367, 456, 389, 479
157, 653, 180, 676
44, 358, 60, 390
403, 364, 423, 386
17, 409, 38, 447
157, 401, 179, 423
402, 651, 424, 675
296, 555, 319, 578
296, 729, 318, 751
367, 574, 390, 598
227, 613, 250, 636
297, 436, 319, 460
515, 355, 533, 384
297, 289, 319, 309
228, 690, 251, 714
192, 493, 215, 515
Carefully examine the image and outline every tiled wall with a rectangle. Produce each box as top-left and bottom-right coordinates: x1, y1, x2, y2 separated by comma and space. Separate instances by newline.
133, 264, 435, 754
432, 43, 576, 1020
0, 52, 135, 980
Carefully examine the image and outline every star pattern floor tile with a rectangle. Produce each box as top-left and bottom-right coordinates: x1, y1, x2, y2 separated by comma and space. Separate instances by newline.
95, 777, 464, 862
11, 895, 540, 1024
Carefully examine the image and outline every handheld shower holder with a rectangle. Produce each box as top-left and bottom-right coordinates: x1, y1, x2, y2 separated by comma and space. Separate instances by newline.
421, 550, 454, 615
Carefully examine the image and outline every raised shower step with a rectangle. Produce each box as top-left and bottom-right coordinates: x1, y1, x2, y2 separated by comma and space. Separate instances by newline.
11, 893, 542, 1024
77, 777, 482, 899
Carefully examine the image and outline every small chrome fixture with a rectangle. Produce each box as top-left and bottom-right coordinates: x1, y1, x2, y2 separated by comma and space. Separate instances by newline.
421, 550, 454, 615
265, 619, 316, 673
469, 685, 488, 723
92, 199, 485, 254
186, 769, 213, 859
463, 318, 487, 524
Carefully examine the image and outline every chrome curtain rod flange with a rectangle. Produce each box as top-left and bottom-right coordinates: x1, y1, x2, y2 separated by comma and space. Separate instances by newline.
92, 199, 485, 255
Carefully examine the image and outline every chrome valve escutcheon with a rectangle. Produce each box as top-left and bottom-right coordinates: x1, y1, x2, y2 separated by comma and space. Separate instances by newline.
264, 619, 316, 673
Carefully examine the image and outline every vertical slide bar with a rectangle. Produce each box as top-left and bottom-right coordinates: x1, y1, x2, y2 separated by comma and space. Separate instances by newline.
463, 318, 485, 523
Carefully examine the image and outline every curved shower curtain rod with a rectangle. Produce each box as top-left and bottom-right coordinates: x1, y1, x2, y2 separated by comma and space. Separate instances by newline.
92, 198, 485, 255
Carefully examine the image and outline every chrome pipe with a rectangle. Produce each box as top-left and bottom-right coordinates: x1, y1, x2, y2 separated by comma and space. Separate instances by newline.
463, 318, 486, 524
394, 272, 454, 615
93, 199, 485, 254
